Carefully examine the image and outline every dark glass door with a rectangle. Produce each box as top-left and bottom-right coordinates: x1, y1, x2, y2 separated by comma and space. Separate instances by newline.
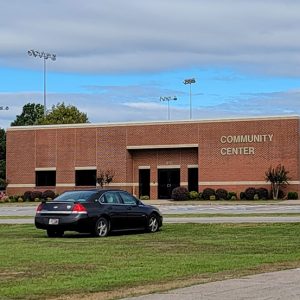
188, 168, 198, 192
139, 169, 150, 198
158, 169, 180, 199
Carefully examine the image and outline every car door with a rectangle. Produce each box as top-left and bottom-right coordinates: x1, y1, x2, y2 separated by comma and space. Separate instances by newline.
98, 191, 127, 231
118, 191, 147, 229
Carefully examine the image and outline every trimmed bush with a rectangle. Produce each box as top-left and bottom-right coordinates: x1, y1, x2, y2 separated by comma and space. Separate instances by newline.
42, 190, 55, 200
23, 191, 32, 201
287, 192, 298, 200
244, 187, 256, 200
189, 191, 199, 200
240, 192, 246, 200
31, 191, 42, 200
140, 195, 150, 200
227, 192, 237, 200
253, 194, 259, 200
171, 186, 189, 201
256, 188, 269, 200
202, 188, 215, 200
216, 189, 228, 200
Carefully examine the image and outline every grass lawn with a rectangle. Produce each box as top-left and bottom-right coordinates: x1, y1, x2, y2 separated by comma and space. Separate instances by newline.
1, 223, 300, 299
163, 213, 300, 218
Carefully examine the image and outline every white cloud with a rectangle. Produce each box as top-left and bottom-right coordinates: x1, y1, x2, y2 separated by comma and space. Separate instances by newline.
1, 0, 300, 76
1, 88, 300, 129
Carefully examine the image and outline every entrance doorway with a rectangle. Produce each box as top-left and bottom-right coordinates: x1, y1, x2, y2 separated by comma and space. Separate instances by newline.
139, 169, 150, 198
188, 168, 198, 192
158, 169, 180, 199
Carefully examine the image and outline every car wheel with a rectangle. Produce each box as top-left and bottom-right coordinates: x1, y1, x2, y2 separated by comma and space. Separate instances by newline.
147, 214, 159, 233
94, 217, 109, 237
47, 229, 64, 238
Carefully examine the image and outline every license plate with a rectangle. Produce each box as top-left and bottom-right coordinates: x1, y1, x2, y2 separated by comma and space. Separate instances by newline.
49, 218, 59, 225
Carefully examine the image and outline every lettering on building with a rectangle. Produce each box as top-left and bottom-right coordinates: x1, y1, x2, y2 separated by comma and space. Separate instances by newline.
220, 134, 273, 156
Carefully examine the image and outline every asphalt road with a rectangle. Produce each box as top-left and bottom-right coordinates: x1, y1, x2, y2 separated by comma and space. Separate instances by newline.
122, 268, 300, 300
3, 204, 300, 217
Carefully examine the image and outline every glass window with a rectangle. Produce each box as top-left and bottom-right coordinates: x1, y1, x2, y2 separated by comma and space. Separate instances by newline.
119, 192, 137, 205
55, 191, 96, 202
101, 192, 120, 204
75, 170, 96, 186
36, 171, 56, 186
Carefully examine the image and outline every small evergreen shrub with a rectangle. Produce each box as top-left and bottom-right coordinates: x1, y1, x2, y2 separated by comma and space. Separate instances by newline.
287, 192, 298, 200
216, 188, 228, 200
240, 192, 246, 200
244, 187, 256, 200
202, 188, 215, 200
253, 194, 259, 200
140, 195, 150, 200
189, 191, 199, 200
17, 197, 24, 203
256, 188, 269, 200
31, 191, 42, 200
23, 191, 32, 201
171, 186, 189, 201
209, 195, 216, 200
227, 192, 237, 200
42, 190, 55, 200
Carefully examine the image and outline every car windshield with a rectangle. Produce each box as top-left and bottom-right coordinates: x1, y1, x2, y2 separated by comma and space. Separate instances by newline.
54, 191, 96, 202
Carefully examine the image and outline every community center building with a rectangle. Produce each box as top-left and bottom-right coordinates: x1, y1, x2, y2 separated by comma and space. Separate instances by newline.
6, 116, 300, 199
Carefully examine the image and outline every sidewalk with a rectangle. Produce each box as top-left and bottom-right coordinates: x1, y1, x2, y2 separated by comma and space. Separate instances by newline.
122, 268, 300, 300
143, 199, 300, 206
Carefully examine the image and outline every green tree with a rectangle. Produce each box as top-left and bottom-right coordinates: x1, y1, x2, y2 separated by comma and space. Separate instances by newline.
265, 164, 291, 200
39, 103, 89, 125
0, 128, 6, 189
11, 103, 44, 126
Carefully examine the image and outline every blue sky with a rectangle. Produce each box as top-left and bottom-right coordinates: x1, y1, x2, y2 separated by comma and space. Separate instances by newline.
1, 0, 300, 128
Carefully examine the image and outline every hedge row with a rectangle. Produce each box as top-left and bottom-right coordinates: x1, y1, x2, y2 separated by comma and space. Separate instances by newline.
171, 187, 299, 201
0, 190, 57, 203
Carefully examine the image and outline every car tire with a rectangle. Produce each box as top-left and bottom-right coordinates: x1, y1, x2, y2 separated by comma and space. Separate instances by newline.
147, 214, 159, 233
94, 217, 110, 237
47, 229, 64, 238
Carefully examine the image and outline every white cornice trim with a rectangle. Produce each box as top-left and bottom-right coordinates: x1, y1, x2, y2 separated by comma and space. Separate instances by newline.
7, 116, 299, 131
157, 165, 180, 169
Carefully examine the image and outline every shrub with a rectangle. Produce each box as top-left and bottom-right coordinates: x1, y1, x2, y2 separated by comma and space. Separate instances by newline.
227, 192, 237, 200
253, 194, 259, 200
244, 187, 256, 200
23, 191, 32, 201
256, 188, 269, 200
202, 188, 215, 200
210, 195, 216, 200
171, 186, 189, 201
31, 191, 42, 200
17, 197, 24, 203
189, 191, 199, 200
287, 192, 298, 200
216, 189, 228, 200
140, 195, 150, 200
42, 190, 55, 200
240, 192, 246, 200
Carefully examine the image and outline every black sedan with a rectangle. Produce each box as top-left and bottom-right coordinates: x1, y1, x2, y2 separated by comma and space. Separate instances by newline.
35, 189, 163, 237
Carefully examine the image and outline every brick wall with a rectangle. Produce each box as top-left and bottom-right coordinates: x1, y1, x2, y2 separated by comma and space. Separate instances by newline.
6, 117, 300, 198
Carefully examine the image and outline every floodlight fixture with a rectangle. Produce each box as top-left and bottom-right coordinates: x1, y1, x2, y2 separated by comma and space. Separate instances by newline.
183, 78, 196, 119
160, 96, 177, 120
27, 49, 56, 116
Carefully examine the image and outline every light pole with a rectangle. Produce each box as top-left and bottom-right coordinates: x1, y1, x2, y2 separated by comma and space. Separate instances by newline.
183, 78, 196, 119
28, 50, 56, 116
160, 96, 177, 120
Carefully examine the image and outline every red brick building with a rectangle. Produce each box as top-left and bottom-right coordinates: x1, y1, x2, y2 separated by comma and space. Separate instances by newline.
6, 116, 300, 199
